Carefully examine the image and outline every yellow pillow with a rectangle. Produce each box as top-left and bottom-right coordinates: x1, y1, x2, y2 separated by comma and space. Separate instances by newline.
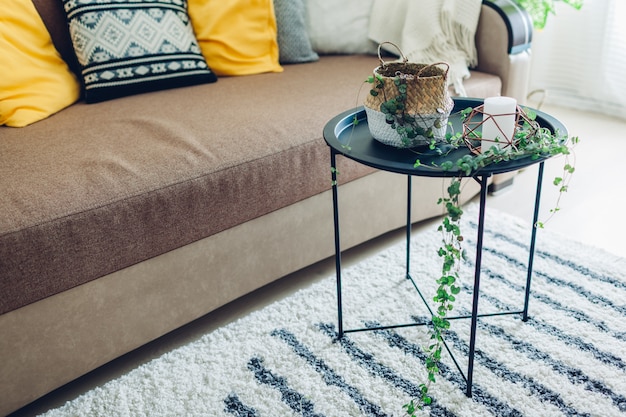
0, 1, 80, 127
188, 0, 283, 76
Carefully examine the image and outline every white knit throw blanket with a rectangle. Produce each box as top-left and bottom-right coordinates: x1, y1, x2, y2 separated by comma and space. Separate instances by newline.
368, 0, 482, 96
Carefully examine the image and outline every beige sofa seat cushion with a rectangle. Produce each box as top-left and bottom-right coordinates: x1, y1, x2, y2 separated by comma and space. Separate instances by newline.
0, 55, 501, 315
0, 56, 376, 314
459, 70, 502, 100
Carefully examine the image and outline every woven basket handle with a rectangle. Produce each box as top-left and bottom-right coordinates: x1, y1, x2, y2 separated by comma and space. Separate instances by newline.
377, 41, 408, 67
416, 62, 450, 79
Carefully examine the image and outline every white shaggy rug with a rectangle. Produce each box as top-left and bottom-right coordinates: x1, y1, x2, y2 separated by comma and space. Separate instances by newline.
40, 206, 626, 416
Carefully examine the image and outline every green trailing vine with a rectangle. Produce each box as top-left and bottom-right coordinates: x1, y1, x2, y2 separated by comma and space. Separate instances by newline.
404, 177, 465, 413
401, 107, 578, 414
419, 107, 578, 226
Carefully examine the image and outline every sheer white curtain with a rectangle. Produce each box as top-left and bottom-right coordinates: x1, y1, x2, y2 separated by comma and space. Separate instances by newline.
528, 0, 626, 119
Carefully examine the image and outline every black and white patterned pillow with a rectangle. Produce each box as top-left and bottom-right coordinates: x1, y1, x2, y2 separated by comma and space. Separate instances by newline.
62, 0, 216, 103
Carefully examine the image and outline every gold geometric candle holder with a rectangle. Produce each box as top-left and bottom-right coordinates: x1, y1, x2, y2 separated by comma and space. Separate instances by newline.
462, 104, 540, 155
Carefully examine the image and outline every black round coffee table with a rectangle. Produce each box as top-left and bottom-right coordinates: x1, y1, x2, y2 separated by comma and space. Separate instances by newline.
324, 98, 566, 177
323, 97, 568, 397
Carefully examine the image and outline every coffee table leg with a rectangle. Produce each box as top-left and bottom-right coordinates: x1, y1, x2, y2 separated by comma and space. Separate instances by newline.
330, 150, 344, 338
523, 161, 545, 321
406, 175, 412, 279
466, 175, 489, 397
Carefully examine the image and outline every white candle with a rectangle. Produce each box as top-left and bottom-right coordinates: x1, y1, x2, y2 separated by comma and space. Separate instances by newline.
482, 96, 517, 150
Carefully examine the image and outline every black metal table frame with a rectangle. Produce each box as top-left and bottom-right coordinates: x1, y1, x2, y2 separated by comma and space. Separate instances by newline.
329, 143, 546, 398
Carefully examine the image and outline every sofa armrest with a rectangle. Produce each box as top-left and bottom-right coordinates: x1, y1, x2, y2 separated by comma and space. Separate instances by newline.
484, 0, 533, 54
474, 0, 534, 104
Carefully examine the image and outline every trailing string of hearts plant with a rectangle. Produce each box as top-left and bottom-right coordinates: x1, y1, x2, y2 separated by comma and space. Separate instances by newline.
403, 104, 578, 414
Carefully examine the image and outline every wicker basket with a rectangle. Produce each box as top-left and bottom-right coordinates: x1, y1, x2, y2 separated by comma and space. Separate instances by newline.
364, 42, 453, 148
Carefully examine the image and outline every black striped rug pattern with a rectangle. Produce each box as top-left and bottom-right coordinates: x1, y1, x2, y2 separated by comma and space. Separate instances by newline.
42, 207, 626, 417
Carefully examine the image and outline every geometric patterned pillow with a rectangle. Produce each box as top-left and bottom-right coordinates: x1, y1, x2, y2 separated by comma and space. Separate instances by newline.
61, 0, 217, 103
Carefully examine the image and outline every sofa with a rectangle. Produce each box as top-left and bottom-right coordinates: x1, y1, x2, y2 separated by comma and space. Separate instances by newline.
0, 0, 532, 414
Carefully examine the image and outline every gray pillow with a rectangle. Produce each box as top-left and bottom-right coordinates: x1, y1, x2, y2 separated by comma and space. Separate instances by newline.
274, 0, 319, 64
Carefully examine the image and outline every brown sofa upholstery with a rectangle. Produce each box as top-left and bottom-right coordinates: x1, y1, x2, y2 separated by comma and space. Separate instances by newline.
0, 2, 532, 415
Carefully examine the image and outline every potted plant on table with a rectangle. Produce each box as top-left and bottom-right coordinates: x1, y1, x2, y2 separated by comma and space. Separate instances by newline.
362, 42, 453, 150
